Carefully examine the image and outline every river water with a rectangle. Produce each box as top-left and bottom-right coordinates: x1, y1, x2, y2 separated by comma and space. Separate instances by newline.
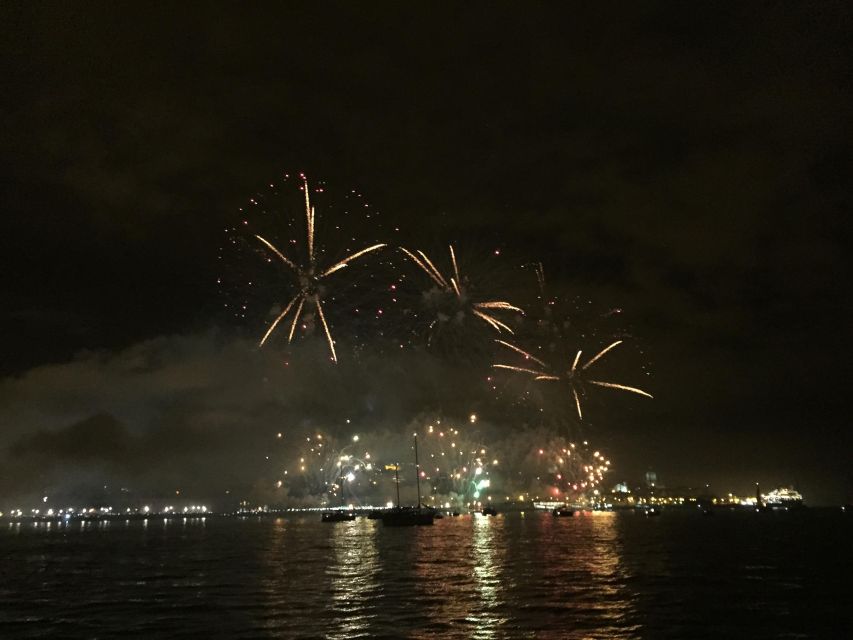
1, 509, 850, 638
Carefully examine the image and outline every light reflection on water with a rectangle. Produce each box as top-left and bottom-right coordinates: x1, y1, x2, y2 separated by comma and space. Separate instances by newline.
327, 518, 379, 639
578, 512, 639, 635
2, 510, 849, 638
408, 515, 479, 636
469, 514, 506, 638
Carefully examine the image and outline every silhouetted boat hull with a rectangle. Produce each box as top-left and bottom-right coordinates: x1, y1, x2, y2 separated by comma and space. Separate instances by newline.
321, 511, 356, 523
381, 507, 434, 526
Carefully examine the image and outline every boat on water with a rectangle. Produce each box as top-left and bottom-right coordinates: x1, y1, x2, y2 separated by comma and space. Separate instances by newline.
382, 434, 435, 527
481, 506, 498, 516
321, 462, 356, 523
552, 506, 575, 517
763, 487, 805, 510
383, 505, 435, 526
321, 510, 356, 522
644, 505, 661, 516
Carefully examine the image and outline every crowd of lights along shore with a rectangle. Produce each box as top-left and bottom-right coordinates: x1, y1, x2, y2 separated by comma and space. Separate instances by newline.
218, 172, 655, 509
2, 485, 809, 522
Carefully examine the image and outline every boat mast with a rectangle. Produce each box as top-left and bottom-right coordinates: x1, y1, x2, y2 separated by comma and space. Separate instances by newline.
414, 433, 422, 508
339, 461, 344, 508
394, 462, 401, 508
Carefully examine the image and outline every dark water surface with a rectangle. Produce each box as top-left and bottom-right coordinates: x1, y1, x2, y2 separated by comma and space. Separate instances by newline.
1, 510, 850, 638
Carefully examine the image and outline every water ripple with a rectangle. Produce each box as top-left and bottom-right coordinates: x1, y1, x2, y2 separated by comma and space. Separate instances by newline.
1, 510, 851, 638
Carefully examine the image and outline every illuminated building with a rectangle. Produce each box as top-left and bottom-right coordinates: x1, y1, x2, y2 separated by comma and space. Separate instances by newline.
763, 487, 804, 507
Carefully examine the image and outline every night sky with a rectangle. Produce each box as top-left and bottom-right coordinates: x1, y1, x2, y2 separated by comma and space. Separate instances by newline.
2, 3, 851, 505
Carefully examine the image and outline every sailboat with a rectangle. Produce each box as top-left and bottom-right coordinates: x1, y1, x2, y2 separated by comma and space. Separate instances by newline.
321, 461, 356, 522
382, 434, 435, 527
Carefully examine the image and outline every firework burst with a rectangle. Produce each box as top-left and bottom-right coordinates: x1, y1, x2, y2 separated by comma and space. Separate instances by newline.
493, 339, 652, 420
525, 437, 612, 503
251, 175, 386, 362
400, 244, 523, 339
415, 419, 496, 507
274, 431, 379, 503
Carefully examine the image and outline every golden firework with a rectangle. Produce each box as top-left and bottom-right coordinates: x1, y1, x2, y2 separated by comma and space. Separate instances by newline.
401, 244, 523, 334
254, 177, 386, 362
493, 339, 652, 420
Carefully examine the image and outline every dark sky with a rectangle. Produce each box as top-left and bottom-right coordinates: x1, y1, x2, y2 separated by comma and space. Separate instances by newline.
2, 2, 851, 505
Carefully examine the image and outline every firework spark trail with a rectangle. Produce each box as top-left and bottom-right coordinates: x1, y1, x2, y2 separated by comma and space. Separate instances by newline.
495, 339, 546, 366
255, 234, 298, 270
305, 181, 314, 264
587, 380, 654, 398
534, 262, 545, 294
475, 301, 524, 312
571, 350, 582, 374
288, 297, 305, 342
417, 250, 448, 287
449, 245, 460, 284
472, 309, 515, 333
493, 364, 546, 376
493, 339, 652, 419
472, 309, 506, 333
572, 387, 583, 420
399, 248, 445, 287
252, 176, 386, 361
259, 294, 300, 347
321, 243, 386, 277
401, 244, 522, 334
314, 296, 337, 363
582, 341, 621, 371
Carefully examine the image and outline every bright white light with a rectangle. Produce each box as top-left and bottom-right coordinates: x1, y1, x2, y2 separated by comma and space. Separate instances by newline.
346, 472, 355, 482
352, 435, 360, 442
475, 467, 483, 476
